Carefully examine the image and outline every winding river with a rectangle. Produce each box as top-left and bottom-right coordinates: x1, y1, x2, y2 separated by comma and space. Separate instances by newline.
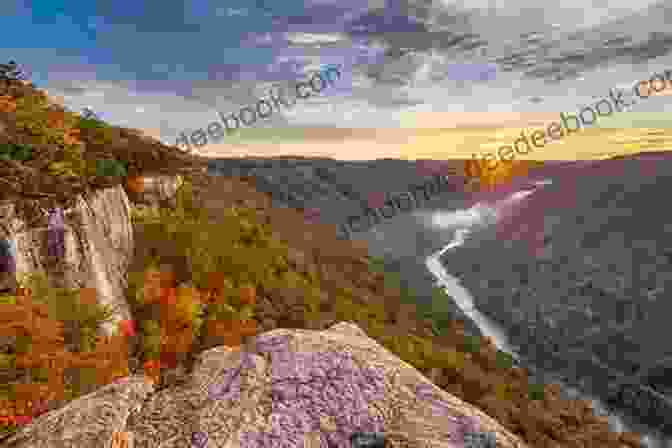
423, 181, 671, 448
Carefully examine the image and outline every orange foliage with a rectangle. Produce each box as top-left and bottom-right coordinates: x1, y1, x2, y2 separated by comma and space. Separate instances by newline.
239, 285, 256, 305
0, 95, 17, 113
142, 359, 161, 384
0, 290, 130, 426
142, 268, 176, 304
61, 127, 81, 147
125, 176, 145, 194
203, 320, 238, 346
203, 318, 258, 348
159, 287, 177, 307
207, 271, 226, 290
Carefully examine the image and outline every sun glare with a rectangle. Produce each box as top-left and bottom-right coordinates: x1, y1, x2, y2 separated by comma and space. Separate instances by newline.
464, 159, 537, 191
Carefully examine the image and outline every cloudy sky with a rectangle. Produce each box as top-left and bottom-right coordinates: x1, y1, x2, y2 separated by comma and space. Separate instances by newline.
2, 0, 672, 159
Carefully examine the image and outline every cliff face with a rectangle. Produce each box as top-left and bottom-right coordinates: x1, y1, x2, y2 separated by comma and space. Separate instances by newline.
2, 322, 529, 448
0, 174, 186, 337
0, 186, 134, 336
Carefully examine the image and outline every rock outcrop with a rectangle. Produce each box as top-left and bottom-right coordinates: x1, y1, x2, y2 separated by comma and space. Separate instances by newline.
1, 375, 154, 448
2, 322, 529, 448
0, 185, 134, 336
125, 175, 184, 208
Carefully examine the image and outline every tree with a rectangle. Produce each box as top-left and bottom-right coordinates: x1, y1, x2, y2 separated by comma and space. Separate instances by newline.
81, 107, 100, 121
0, 61, 26, 83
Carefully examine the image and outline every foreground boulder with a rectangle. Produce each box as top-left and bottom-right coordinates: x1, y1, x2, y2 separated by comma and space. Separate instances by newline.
3, 322, 528, 447
1, 375, 154, 448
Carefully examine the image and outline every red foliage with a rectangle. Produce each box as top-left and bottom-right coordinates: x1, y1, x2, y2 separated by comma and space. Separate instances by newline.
118, 319, 136, 338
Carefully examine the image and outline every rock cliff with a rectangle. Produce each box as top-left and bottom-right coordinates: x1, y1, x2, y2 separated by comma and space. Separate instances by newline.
0, 174, 187, 337
0, 186, 133, 336
2, 322, 528, 448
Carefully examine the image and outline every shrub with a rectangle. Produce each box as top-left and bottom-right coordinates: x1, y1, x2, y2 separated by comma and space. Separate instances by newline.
0, 61, 27, 83
78, 119, 116, 146
95, 158, 128, 178
366, 256, 386, 274
47, 147, 86, 178
174, 286, 205, 332
495, 350, 516, 371
0, 281, 130, 430
463, 334, 481, 354
528, 382, 546, 401
238, 284, 256, 305
16, 273, 114, 351
78, 116, 108, 131
0, 143, 33, 162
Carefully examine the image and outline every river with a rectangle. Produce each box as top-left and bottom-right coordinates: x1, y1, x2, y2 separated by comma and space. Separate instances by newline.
423, 181, 672, 448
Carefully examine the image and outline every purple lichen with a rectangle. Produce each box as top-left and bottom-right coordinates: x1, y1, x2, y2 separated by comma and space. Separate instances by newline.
191, 430, 208, 448
207, 337, 496, 447
237, 347, 387, 448
47, 207, 65, 259
415, 383, 498, 447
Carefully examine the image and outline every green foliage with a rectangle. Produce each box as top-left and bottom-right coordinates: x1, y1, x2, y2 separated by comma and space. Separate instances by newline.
16, 272, 114, 351
130, 205, 162, 224
12, 94, 82, 154
528, 382, 546, 401
140, 320, 162, 359
0, 383, 11, 400
15, 333, 31, 354
209, 302, 237, 321
78, 327, 97, 353
78, 115, 115, 146
47, 161, 78, 178
30, 366, 50, 382
0, 353, 15, 369
77, 116, 108, 131
0, 295, 16, 305
238, 304, 254, 322
383, 271, 403, 291
175, 287, 205, 331
462, 334, 481, 353
367, 256, 387, 273
71, 366, 98, 397
210, 303, 257, 324
95, 158, 127, 177
0, 143, 33, 162
131, 179, 294, 302
495, 350, 516, 370
47, 140, 86, 178
410, 287, 456, 337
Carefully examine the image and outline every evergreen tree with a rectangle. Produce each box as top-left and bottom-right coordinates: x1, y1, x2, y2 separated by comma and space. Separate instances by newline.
0, 61, 26, 82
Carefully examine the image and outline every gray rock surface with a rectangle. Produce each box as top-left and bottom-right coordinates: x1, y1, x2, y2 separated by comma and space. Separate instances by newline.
0, 185, 134, 336
2, 323, 528, 448
1, 375, 154, 448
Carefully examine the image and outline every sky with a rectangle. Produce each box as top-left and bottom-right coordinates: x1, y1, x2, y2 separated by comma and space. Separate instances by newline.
2, 0, 672, 160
